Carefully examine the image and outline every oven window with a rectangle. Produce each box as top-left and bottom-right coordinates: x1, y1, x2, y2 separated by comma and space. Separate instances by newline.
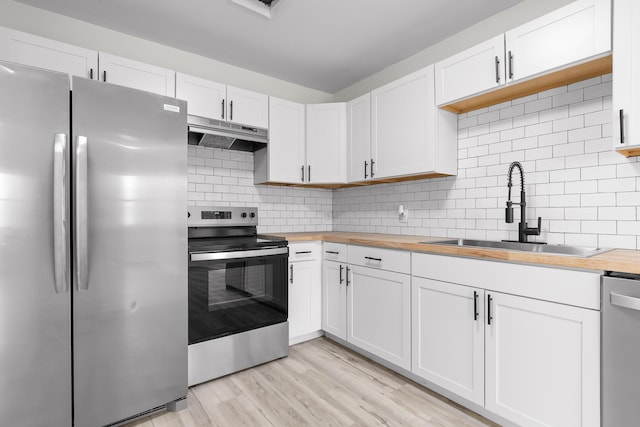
189, 252, 287, 344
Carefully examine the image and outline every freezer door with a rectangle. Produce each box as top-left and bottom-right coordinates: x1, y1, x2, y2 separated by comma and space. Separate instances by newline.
71, 78, 188, 427
603, 275, 640, 426
0, 62, 71, 425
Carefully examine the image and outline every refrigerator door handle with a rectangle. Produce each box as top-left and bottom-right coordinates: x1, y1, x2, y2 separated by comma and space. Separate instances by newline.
75, 135, 89, 290
53, 133, 69, 294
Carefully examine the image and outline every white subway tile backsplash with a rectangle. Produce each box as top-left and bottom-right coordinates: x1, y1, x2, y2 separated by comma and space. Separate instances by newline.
308, 74, 640, 249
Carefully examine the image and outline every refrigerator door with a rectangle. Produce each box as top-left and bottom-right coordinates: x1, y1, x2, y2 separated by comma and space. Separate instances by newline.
0, 62, 71, 425
72, 78, 188, 427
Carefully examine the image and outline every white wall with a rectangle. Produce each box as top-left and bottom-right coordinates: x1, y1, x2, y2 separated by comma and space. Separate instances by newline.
188, 146, 332, 234
333, 0, 575, 101
0, 0, 332, 104
333, 75, 640, 250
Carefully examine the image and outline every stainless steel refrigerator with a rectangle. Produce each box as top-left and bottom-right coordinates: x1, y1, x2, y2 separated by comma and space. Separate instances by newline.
0, 61, 188, 426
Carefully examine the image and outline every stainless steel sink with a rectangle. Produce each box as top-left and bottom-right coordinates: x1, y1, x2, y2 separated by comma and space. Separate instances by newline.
420, 239, 613, 258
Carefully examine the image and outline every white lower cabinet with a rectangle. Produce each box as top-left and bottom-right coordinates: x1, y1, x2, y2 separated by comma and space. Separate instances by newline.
411, 252, 601, 427
412, 277, 485, 406
288, 243, 321, 344
347, 264, 411, 370
485, 291, 600, 427
322, 260, 347, 340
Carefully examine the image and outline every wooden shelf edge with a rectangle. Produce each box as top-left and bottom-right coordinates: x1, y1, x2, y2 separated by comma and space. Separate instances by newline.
616, 146, 640, 157
441, 54, 613, 114
255, 172, 455, 189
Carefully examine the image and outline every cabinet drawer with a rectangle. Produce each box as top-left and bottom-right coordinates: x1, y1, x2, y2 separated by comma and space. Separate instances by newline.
323, 242, 347, 263
348, 245, 410, 274
412, 252, 600, 309
289, 242, 321, 262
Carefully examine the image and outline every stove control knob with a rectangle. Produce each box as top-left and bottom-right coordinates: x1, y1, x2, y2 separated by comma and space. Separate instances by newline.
241, 212, 247, 218
250, 212, 256, 218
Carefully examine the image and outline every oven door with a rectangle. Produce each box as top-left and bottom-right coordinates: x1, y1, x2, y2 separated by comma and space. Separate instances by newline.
188, 246, 288, 345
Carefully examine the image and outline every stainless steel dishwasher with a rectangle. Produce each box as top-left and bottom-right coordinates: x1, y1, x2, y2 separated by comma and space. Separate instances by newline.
603, 272, 640, 426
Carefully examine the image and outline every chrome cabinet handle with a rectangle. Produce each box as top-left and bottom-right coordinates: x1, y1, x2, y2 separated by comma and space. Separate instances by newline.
290, 264, 294, 284
75, 136, 89, 291
53, 133, 69, 294
620, 109, 625, 145
495, 56, 501, 83
611, 292, 640, 312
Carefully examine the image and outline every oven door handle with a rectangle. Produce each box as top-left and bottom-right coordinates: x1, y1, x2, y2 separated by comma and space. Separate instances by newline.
190, 246, 289, 262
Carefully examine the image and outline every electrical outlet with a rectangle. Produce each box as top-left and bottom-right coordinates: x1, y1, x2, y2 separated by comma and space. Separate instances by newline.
399, 205, 408, 223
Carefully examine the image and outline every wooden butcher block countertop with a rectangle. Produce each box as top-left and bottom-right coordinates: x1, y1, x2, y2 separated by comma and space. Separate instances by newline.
271, 231, 640, 275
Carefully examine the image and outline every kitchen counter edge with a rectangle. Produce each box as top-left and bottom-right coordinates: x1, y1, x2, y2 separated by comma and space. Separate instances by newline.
273, 231, 640, 275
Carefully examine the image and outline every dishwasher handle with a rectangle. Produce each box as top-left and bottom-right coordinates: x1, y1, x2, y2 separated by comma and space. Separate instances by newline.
611, 292, 640, 312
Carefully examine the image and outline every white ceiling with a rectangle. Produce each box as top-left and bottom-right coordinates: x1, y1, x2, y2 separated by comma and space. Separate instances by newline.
16, 0, 524, 93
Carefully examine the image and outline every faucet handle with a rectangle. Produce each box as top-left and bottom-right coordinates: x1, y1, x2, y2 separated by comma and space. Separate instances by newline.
505, 205, 514, 223
532, 217, 542, 235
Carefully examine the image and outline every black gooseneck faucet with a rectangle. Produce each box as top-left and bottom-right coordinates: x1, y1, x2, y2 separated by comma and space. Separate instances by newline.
505, 161, 542, 243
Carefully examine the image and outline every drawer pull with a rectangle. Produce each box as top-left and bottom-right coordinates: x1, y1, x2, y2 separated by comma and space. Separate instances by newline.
325, 250, 339, 255
364, 256, 382, 262
295, 251, 312, 255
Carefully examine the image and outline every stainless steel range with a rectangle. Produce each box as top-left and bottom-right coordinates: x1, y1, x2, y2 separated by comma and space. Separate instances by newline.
187, 206, 289, 386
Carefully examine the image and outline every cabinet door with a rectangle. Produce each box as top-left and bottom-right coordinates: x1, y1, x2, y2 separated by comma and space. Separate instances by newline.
505, 0, 611, 83
262, 97, 306, 183
435, 35, 505, 106
412, 278, 484, 406
347, 265, 411, 370
288, 260, 321, 341
0, 26, 97, 79
371, 66, 436, 179
613, 0, 640, 149
98, 52, 175, 97
175, 72, 226, 120
322, 261, 347, 340
306, 103, 347, 184
485, 292, 600, 427
227, 85, 269, 128
347, 93, 372, 183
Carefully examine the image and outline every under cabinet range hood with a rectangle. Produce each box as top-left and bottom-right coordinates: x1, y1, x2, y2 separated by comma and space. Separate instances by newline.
187, 115, 268, 152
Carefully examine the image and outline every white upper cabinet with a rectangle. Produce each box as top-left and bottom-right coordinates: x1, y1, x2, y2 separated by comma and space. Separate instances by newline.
226, 85, 269, 129
435, 0, 611, 110
347, 93, 372, 183
371, 65, 457, 179
98, 53, 175, 97
0, 26, 97, 79
175, 72, 268, 128
435, 35, 505, 106
505, 0, 611, 83
176, 72, 226, 119
306, 103, 347, 184
255, 96, 306, 184
613, 0, 640, 154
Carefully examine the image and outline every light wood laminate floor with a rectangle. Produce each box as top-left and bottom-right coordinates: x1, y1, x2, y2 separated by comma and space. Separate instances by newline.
128, 338, 498, 426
